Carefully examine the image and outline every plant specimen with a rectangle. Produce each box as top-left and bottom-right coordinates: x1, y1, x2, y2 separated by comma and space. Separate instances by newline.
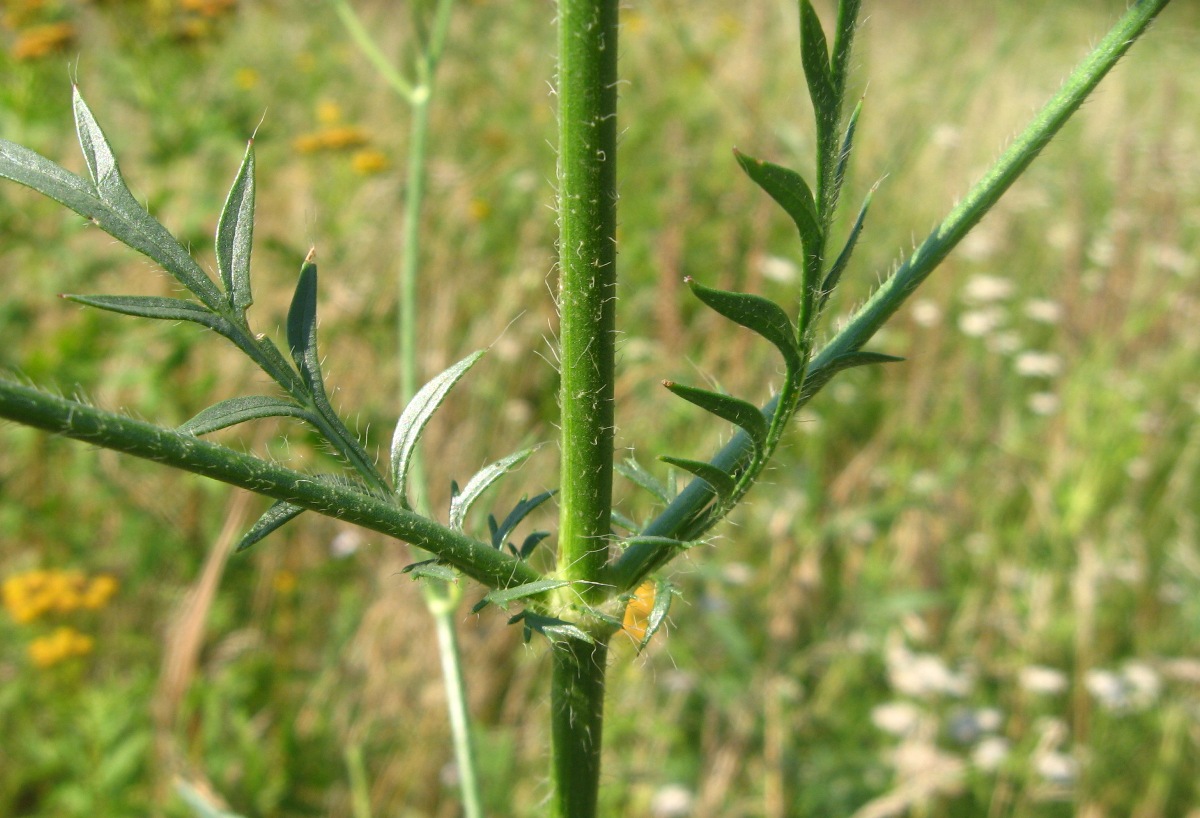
0, 1, 1175, 815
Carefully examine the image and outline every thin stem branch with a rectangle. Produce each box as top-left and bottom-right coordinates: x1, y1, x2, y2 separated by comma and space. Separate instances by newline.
608, 0, 1173, 595
0, 377, 543, 591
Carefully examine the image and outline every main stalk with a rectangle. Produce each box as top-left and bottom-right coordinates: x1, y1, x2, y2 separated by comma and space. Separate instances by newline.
552, 0, 620, 815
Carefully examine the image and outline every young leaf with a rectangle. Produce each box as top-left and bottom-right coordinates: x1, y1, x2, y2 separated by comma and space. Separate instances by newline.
818, 185, 874, 313
491, 490, 557, 549
833, 98, 863, 204
236, 500, 305, 553
662, 381, 768, 454
686, 277, 804, 372
69, 88, 224, 309
615, 457, 671, 505
471, 578, 570, 613
390, 350, 486, 506
449, 446, 539, 532
733, 151, 821, 261
178, 396, 317, 436
62, 294, 229, 332
826, 350, 905, 375
636, 578, 676, 653
518, 530, 551, 559
286, 253, 322, 391
798, 0, 835, 123
659, 455, 737, 500
216, 141, 256, 313
405, 562, 460, 583
511, 611, 594, 645
610, 509, 639, 534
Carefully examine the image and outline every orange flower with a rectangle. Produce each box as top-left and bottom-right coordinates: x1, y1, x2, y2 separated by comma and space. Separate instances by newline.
12, 21, 75, 61
350, 149, 389, 175
622, 581, 657, 642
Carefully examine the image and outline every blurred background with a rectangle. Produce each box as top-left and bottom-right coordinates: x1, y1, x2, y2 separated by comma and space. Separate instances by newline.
1, 1, 1198, 816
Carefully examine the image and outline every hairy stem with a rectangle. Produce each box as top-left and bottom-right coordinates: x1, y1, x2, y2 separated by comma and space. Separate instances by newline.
550, 637, 609, 818
608, 0, 1173, 594
0, 378, 542, 591
555, 0, 620, 593
551, 0, 620, 815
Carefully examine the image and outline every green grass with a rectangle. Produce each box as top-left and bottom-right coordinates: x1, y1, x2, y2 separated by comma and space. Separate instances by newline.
2, 1, 1198, 816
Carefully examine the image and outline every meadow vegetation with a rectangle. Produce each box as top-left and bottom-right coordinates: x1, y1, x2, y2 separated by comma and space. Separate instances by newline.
1, 1, 1198, 816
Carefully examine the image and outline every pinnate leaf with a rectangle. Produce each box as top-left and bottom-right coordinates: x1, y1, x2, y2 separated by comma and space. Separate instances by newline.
179, 396, 316, 436
799, 0, 835, 121
734, 151, 822, 261
62, 294, 227, 331
662, 381, 768, 454
490, 490, 557, 549
471, 578, 570, 613
216, 141, 256, 313
403, 561, 460, 583
69, 88, 224, 308
449, 446, 539, 532
820, 185, 873, 311
236, 500, 305, 553
827, 350, 905, 374
635, 578, 676, 653
510, 611, 594, 645
390, 350, 485, 507
659, 455, 737, 500
287, 254, 322, 391
615, 457, 671, 505
686, 277, 803, 372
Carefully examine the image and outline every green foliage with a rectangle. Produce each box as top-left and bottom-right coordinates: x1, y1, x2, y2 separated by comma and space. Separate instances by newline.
1, 1, 1194, 816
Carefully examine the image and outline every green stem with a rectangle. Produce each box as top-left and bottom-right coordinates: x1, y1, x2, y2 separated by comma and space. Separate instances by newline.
550, 637, 609, 818
550, 1, 620, 815
430, 587, 483, 818
333, 2, 483, 816
608, 0, 1173, 595
0, 377, 543, 591
555, 0, 619, 593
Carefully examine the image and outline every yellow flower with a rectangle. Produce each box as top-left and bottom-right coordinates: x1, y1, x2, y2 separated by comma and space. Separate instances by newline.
316, 99, 343, 125
293, 126, 370, 155
350, 149, 389, 175
467, 198, 492, 222
272, 569, 297, 595
81, 574, 119, 610
234, 67, 260, 90
180, 0, 237, 18
12, 21, 75, 61
28, 626, 93, 668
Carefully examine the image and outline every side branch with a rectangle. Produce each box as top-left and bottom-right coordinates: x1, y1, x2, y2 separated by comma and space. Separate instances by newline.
0, 378, 542, 591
